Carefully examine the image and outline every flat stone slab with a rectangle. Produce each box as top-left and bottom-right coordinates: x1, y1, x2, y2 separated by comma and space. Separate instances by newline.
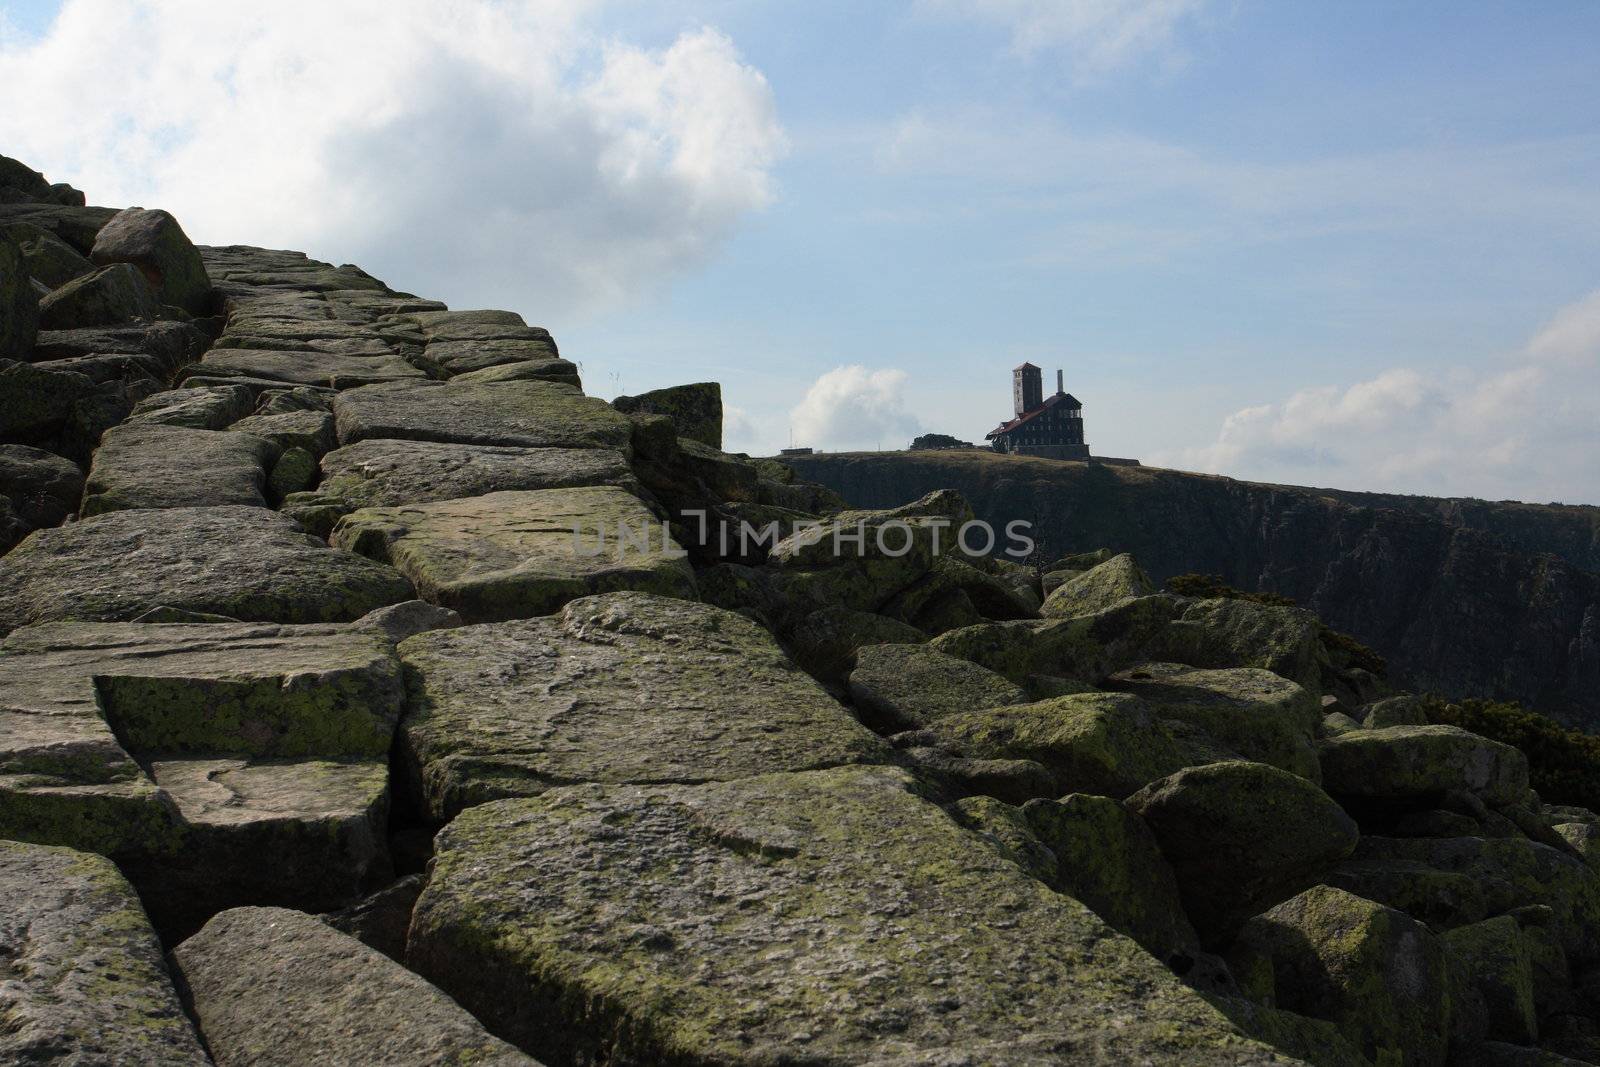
0, 619, 404, 857
0, 504, 413, 633
414, 338, 561, 377
126, 384, 255, 429
81, 423, 278, 515
1319, 723, 1530, 805
303, 438, 635, 510
332, 378, 632, 454
408, 765, 1284, 1065
173, 907, 539, 1066
189, 346, 427, 388
0, 839, 208, 1065
397, 592, 890, 821
132, 758, 389, 939
227, 408, 337, 456
332, 486, 694, 621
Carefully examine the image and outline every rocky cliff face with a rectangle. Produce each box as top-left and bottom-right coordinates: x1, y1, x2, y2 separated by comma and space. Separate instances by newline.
8, 155, 1600, 1066
783, 451, 1600, 730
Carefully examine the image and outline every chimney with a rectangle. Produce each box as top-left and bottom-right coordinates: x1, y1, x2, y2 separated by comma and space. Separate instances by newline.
1056, 369, 1064, 395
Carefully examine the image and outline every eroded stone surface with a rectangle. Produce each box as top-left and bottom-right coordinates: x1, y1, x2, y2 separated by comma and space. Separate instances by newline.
0, 839, 209, 1065
1319, 724, 1531, 806
173, 907, 538, 1066
0, 505, 413, 633
333, 486, 694, 621
189, 346, 427, 388
0, 443, 81, 553
398, 592, 890, 821
408, 765, 1287, 1065
1040, 552, 1156, 618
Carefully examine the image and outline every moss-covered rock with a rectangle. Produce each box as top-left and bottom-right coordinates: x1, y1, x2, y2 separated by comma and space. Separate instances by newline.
612, 381, 723, 448
333, 486, 695, 622
1128, 760, 1359, 941
1319, 724, 1530, 806
450, 356, 581, 388
37, 262, 160, 328
1145, 596, 1329, 691
1234, 884, 1449, 1067
848, 642, 1029, 730
1107, 661, 1322, 782
1206, 996, 1375, 1067
0, 505, 413, 633
1022, 792, 1200, 965
190, 345, 428, 388
5, 218, 93, 288
228, 410, 336, 458
408, 765, 1289, 1065
1444, 915, 1539, 1045
0, 443, 81, 554
1353, 835, 1600, 965
947, 794, 1059, 883
927, 692, 1235, 799
0, 231, 40, 361
397, 592, 890, 822
332, 378, 632, 454
932, 593, 1182, 684
126, 384, 255, 429
1040, 552, 1156, 618
0, 839, 209, 1064
81, 423, 278, 515
409, 337, 561, 377
781, 605, 930, 685
171, 907, 537, 1066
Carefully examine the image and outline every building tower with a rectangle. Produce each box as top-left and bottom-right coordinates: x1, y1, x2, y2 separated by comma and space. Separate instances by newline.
1013, 362, 1043, 416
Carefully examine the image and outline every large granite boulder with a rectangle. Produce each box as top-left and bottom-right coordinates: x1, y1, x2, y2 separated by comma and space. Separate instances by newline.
0, 231, 39, 360
81, 423, 278, 515
1234, 884, 1450, 1067
927, 692, 1234, 799
397, 592, 890, 821
1319, 724, 1531, 806
0, 505, 412, 634
89, 206, 212, 313
612, 381, 723, 448
848, 641, 1029, 730
1443, 915, 1540, 1045
333, 486, 695, 621
452, 357, 581, 388
408, 765, 1286, 1065
410, 337, 562, 377
1022, 792, 1201, 965
1128, 760, 1359, 941
227, 408, 336, 456
1106, 662, 1322, 781
37, 262, 161, 328
0, 443, 81, 554
333, 378, 632, 454
0, 358, 96, 443
1040, 552, 1156, 618
1145, 597, 1329, 691
0, 839, 208, 1065
932, 593, 1181, 685
172, 907, 538, 1066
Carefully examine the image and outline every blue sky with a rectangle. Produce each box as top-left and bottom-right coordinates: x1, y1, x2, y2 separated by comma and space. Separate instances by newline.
4, 1, 1599, 502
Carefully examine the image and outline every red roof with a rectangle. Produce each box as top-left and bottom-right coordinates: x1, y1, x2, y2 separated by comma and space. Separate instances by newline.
986, 391, 1082, 438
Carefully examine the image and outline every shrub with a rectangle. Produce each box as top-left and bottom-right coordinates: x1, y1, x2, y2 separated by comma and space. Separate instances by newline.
1423, 695, 1600, 813
1165, 573, 1296, 608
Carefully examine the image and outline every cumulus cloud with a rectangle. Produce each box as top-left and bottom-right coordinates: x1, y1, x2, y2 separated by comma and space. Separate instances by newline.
1153, 290, 1600, 503
921, 0, 1209, 73
0, 0, 784, 317
789, 366, 922, 451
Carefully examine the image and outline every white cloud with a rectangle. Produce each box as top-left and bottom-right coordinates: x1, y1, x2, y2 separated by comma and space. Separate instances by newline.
789, 366, 922, 451
0, 0, 784, 318
921, 0, 1209, 74
1153, 290, 1600, 503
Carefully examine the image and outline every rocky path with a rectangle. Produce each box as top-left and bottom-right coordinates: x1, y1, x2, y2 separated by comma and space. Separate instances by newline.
5, 155, 1600, 1065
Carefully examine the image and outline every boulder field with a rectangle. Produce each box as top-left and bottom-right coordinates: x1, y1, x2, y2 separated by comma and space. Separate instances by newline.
6, 153, 1600, 1065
